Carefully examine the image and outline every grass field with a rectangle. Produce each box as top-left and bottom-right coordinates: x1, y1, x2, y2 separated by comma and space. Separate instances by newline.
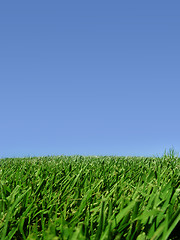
0, 152, 180, 239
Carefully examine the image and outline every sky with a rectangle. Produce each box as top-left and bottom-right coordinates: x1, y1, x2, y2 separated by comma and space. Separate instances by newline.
0, 1, 180, 158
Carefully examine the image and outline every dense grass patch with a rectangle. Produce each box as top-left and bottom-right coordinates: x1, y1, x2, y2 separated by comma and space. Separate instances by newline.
0, 154, 179, 239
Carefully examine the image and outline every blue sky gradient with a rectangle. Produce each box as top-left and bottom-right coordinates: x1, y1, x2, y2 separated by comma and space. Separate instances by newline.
1, 1, 180, 158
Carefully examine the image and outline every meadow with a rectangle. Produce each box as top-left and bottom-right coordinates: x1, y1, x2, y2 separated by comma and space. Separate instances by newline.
0, 152, 179, 239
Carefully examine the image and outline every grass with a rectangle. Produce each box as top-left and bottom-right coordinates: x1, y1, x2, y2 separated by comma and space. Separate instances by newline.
0, 152, 179, 239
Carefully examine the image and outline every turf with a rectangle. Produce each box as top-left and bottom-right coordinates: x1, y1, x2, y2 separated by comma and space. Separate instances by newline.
0, 153, 179, 239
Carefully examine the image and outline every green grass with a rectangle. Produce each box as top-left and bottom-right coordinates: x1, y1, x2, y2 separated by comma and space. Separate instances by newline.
0, 153, 179, 239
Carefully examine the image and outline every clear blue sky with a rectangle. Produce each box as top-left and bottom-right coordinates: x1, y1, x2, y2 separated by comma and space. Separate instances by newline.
1, 1, 180, 158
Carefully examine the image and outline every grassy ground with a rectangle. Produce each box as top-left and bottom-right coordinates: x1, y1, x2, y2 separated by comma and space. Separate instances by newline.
0, 153, 179, 239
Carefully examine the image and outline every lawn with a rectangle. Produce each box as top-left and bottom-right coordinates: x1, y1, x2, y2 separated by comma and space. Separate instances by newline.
0, 153, 179, 239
